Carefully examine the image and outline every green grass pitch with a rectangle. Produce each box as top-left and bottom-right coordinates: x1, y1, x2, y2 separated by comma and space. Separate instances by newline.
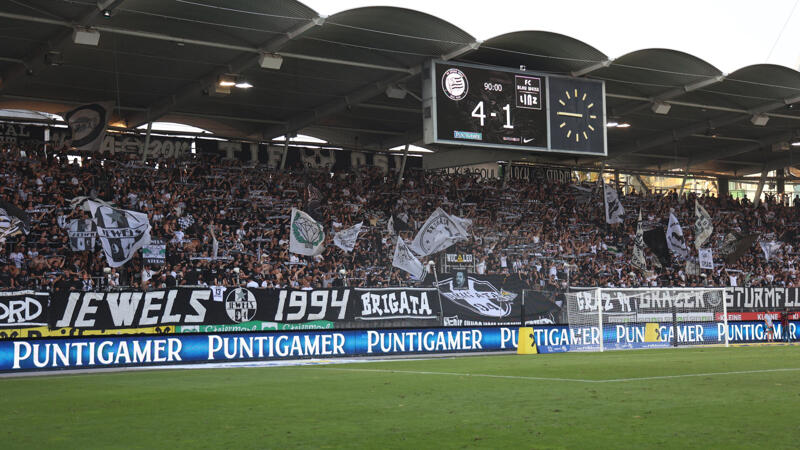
1, 345, 799, 448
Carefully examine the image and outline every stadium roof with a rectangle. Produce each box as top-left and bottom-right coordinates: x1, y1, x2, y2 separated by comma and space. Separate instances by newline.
1, 0, 800, 176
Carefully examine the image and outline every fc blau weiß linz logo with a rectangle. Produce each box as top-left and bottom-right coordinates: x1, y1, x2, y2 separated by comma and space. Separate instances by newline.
442, 68, 468, 101
225, 288, 257, 323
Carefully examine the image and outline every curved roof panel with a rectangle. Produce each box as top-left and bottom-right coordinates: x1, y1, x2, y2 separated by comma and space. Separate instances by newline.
469, 31, 607, 74
1, 1, 800, 175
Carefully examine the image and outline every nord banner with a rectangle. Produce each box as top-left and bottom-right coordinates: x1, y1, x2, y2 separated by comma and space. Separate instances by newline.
0, 291, 48, 328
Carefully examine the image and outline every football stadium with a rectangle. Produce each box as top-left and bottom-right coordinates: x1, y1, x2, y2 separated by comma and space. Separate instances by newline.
1, 0, 800, 447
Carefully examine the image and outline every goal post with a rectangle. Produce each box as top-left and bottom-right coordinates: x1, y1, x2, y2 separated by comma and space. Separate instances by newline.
565, 288, 728, 352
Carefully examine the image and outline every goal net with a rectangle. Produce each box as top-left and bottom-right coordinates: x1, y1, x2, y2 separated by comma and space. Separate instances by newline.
564, 288, 728, 352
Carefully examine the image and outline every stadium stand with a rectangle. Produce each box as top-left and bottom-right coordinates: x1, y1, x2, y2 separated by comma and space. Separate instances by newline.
3, 141, 799, 293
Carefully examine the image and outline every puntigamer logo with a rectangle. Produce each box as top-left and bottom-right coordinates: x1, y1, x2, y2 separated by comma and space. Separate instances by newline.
442, 68, 468, 100
225, 288, 257, 323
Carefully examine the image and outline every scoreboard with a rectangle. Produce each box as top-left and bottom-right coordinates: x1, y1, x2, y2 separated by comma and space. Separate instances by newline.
422, 60, 607, 155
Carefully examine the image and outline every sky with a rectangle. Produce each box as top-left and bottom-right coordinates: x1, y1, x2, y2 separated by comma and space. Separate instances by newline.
303, 0, 800, 74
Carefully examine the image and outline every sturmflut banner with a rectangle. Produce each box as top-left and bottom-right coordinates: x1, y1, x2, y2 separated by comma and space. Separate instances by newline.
2, 322, 796, 372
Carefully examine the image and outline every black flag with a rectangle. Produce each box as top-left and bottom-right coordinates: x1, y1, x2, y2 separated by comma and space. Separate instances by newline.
643, 227, 671, 266
305, 184, 325, 222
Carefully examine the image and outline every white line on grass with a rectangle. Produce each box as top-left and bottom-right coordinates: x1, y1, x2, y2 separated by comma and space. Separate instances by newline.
314, 367, 800, 383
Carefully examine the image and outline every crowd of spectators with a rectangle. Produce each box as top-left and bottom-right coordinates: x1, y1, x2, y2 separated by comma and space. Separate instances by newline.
2, 142, 800, 293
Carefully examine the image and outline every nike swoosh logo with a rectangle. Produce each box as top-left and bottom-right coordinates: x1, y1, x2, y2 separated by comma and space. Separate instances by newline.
523, 138, 534, 143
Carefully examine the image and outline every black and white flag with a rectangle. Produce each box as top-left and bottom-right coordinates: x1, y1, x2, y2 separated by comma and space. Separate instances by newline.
631, 209, 646, 271
698, 247, 713, 269
333, 222, 363, 252
694, 200, 713, 249
410, 207, 470, 256
667, 211, 689, 259
289, 207, 325, 256
760, 240, 782, 261
87, 200, 151, 267
387, 215, 395, 235
603, 183, 625, 224
62, 102, 112, 152
67, 219, 96, 251
393, 237, 426, 280
0, 201, 30, 242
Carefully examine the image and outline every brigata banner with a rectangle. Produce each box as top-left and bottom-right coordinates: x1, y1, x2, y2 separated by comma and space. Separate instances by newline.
0, 291, 48, 328
351, 288, 439, 321
724, 287, 800, 310
2, 321, 797, 372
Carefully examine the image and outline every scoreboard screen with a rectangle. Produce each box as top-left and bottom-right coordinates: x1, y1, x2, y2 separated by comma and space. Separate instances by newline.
423, 60, 607, 155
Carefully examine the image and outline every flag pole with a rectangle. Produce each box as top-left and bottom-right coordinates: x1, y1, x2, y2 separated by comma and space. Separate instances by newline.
429, 260, 445, 325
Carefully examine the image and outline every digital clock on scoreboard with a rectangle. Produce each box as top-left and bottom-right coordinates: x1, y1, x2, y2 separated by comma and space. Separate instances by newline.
422, 60, 607, 155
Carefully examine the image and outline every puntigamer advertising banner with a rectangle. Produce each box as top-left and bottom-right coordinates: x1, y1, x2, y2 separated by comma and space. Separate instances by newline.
2, 321, 797, 372
1, 286, 798, 341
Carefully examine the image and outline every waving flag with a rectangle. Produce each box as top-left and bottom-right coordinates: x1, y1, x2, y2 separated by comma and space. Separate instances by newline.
333, 222, 363, 252
666, 211, 688, 259
694, 200, 713, 249
393, 237, 426, 279
289, 208, 325, 256
603, 184, 625, 224
411, 208, 470, 256
87, 200, 151, 267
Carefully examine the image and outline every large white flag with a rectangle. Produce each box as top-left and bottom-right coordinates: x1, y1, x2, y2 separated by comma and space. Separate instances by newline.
333, 222, 363, 252
393, 237, 426, 279
631, 209, 646, 271
698, 247, 714, 269
666, 211, 689, 259
694, 200, 713, 249
289, 208, 325, 256
62, 102, 113, 152
86, 200, 151, 268
603, 183, 625, 224
410, 207, 470, 256
760, 240, 782, 261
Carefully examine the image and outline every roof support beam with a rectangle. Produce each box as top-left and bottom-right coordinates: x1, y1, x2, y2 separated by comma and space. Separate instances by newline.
259, 41, 480, 141
570, 59, 613, 77
647, 130, 799, 171
0, 1, 126, 93
125, 16, 325, 128
589, 93, 800, 165
613, 74, 725, 116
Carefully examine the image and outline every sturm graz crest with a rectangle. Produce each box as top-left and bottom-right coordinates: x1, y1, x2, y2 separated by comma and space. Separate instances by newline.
225, 288, 257, 323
